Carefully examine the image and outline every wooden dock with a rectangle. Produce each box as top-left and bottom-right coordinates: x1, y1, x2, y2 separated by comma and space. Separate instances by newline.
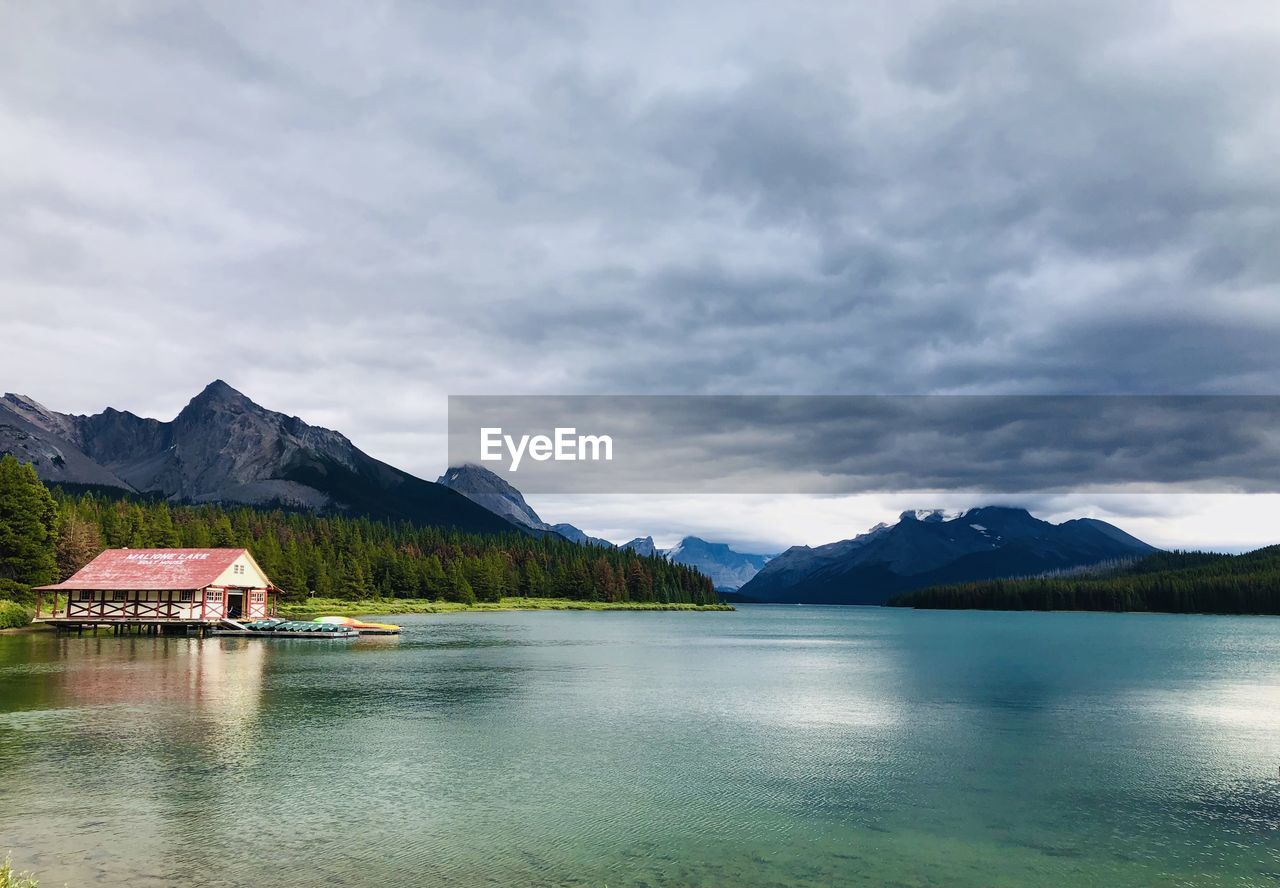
37, 619, 208, 636
35, 617, 361, 639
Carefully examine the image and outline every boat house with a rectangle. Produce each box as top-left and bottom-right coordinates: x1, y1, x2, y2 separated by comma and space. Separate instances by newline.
34, 548, 277, 632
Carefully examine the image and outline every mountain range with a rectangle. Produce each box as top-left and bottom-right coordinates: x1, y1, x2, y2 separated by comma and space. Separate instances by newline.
437, 462, 774, 588
0, 381, 518, 534
737, 507, 1158, 605
626, 534, 774, 589
3, 382, 1160, 603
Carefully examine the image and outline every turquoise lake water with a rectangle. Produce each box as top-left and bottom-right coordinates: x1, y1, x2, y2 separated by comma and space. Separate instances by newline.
1, 606, 1278, 886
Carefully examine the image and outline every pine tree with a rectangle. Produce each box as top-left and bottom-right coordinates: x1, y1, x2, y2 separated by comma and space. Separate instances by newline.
448, 562, 476, 604
340, 555, 372, 600
276, 538, 308, 599
146, 503, 182, 548
592, 558, 618, 602
626, 561, 653, 601
521, 559, 548, 597
309, 547, 334, 597
0, 455, 58, 595
254, 530, 284, 582
122, 504, 148, 548
54, 509, 101, 581
419, 554, 447, 599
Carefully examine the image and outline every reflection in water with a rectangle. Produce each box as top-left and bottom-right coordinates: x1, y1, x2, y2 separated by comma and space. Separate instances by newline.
56, 636, 265, 710
2, 609, 1280, 887
0, 635, 270, 885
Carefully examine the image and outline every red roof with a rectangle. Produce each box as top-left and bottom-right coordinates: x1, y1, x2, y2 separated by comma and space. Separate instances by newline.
35, 548, 248, 591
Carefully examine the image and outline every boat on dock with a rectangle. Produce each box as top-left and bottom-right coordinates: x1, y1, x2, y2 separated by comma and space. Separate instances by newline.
313, 616, 402, 635
212, 618, 358, 638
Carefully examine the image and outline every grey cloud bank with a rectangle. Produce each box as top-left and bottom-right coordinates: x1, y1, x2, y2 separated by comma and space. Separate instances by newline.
2, 0, 1278, 547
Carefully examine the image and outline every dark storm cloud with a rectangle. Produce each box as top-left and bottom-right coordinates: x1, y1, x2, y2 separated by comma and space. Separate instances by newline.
2, 0, 1279, 478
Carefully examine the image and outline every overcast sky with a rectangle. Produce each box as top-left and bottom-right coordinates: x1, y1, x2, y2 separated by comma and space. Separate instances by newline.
3, 1, 1279, 552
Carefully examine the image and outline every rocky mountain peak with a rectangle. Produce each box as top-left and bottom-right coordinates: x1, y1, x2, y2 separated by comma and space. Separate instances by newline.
181, 379, 257, 415
437, 463, 547, 529
621, 536, 658, 556
663, 535, 774, 590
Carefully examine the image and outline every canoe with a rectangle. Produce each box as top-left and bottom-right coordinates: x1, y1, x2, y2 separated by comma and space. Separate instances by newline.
214, 619, 358, 638
314, 615, 402, 635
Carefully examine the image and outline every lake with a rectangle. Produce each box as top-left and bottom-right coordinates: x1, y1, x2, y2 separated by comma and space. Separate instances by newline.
1, 606, 1278, 887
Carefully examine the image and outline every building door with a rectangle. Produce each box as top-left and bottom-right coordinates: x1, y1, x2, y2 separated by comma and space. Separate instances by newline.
227, 591, 245, 618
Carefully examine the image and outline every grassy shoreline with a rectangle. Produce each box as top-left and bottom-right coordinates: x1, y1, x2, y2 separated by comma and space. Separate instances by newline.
278, 596, 734, 618
1, 854, 39, 888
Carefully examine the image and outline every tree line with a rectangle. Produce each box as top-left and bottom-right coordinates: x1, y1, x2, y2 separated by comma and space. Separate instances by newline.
0, 455, 718, 606
887, 547, 1280, 615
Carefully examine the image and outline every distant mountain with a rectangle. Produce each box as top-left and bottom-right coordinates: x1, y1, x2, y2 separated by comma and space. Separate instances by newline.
665, 536, 773, 590
436, 464, 547, 528
737, 506, 1159, 605
0, 381, 519, 534
620, 536, 658, 557
438, 467, 771, 584
548, 523, 614, 548
436, 463, 611, 545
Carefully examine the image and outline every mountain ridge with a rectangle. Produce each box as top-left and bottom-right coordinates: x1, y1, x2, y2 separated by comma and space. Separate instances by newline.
738, 506, 1158, 605
0, 381, 520, 534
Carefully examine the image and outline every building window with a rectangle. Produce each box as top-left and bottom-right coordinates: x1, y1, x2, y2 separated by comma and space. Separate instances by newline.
113, 591, 128, 602
250, 591, 265, 603
77, 591, 96, 602
179, 591, 194, 602
205, 589, 222, 603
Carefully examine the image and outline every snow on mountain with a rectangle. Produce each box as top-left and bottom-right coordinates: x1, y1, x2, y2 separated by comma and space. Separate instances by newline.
662, 536, 774, 591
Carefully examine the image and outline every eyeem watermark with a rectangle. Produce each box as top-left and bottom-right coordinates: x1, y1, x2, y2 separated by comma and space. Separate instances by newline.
451, 395, 1280, 493
480, 427, 613, 472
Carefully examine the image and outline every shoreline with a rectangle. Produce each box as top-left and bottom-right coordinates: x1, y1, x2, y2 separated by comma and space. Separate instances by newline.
2, 598, 733, 636
0, 624, 50, 634
277, 597, 734, 618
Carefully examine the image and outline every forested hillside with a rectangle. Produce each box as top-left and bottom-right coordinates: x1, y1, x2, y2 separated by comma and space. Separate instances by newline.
0, 456, 717, 606
888, 548, 1280, 615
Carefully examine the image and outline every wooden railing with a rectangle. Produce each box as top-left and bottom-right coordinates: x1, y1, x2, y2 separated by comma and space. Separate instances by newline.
35, 587, 274, 622
61, 598, 199, 621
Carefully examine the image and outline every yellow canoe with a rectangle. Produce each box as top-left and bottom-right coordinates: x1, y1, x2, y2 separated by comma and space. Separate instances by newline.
314, 615, 402, 634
